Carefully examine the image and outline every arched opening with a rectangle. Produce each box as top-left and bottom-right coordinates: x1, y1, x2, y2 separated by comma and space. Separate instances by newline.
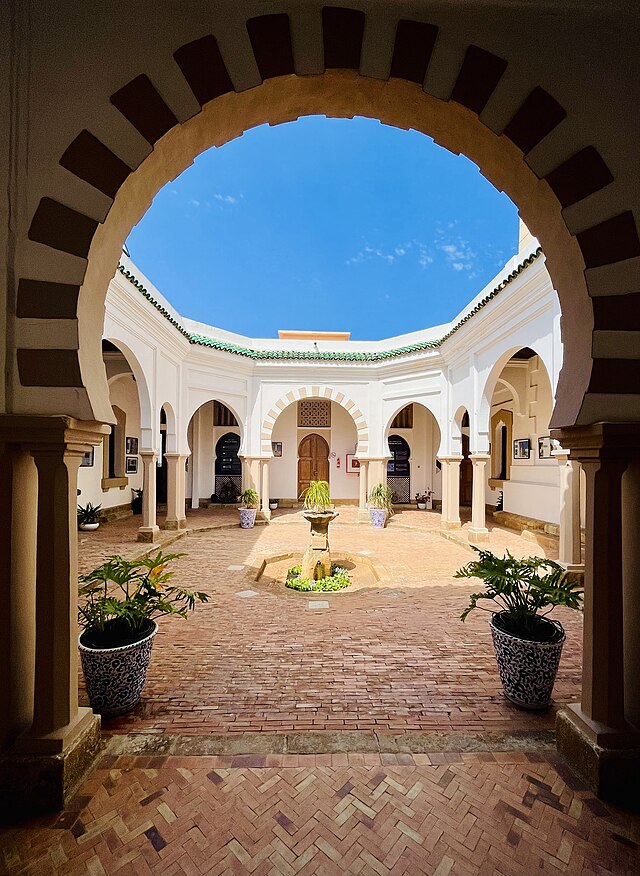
269, 395, 361, 505
387, 434, 411, 503
384, 403, 442, 507
3, 7, 640, 813
187, 399, 242, 508
459, 410, 473, 507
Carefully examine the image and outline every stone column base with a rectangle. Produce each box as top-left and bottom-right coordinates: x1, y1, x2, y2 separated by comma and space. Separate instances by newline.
441, 520, 462, 531
468, 527, 490, 543
0, 708, 101, 817
556, 706, 640, 810
137, 525, 161, 542
163, 519, 187, 531
256, 509, 271, 522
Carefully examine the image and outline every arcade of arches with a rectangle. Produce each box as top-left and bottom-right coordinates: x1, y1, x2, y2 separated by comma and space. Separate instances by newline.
1, 1, 639, 825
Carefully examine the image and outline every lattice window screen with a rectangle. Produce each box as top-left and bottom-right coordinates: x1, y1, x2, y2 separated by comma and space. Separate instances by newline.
298, 400, 331, 427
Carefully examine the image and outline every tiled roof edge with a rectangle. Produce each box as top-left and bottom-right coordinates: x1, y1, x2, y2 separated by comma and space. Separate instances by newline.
116, 247, 542, 362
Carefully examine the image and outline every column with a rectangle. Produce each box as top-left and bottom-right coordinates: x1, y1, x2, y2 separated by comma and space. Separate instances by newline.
259, 459, 271, 521
190, 408, 201, 509
439, 456, 462, 530
164, 453, 187, 530
623, 459, 640, 728
553, 449, 582, 569
468, 454, 490, 542
552, 424, 640, 787
357, 459, 369, 523
138, 449, 160, 542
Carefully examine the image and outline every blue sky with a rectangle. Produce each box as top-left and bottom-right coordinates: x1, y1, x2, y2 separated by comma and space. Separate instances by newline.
126, 116, 519, 340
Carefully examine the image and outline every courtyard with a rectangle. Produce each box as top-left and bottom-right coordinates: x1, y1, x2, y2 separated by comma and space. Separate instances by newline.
4, 511, 639, 875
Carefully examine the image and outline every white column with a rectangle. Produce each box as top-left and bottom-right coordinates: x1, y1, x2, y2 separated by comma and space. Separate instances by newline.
260, 459, 271, 521
164, 452, 187, 530
190, 408, 201, 509
553, 449, 582, 569
357, 459, 369, 523
138, 449, 160, 542
468, 454, 490, 542
440, 456, 462, 530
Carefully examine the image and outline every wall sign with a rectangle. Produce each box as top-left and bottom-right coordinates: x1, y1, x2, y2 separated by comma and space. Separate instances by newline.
513, 438, 531, 460
125, 436, 138, 455
346, 454, 360, 473
272, 441, 282, 457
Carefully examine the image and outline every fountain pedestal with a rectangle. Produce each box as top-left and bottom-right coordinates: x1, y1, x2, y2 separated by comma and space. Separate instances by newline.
301, 511, 338, 580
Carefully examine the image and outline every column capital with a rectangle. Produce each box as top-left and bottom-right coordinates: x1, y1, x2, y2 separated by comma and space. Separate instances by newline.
0, 414, 109, 451
439, 455, 463, 463
552, 422, 640, 463
469, 453, 491, 462
163, 452, 187, 460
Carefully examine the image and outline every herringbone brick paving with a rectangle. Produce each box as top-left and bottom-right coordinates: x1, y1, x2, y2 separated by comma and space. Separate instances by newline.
3, 752, 639, 875
80, 510, 580, 737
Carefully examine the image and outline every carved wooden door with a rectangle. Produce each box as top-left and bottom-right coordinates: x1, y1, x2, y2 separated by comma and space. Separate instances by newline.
297, 434, 329, 500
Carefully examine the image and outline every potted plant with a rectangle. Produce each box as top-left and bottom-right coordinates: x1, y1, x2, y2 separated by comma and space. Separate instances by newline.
78, 551, 208, 716
269, 498, 279, 511
415, 490, 433, 510
456, 548, 583, 709
131, 488, 143, 515
368, 483, 393, 528
77, 502, 101, 531
238, 488, 259, 528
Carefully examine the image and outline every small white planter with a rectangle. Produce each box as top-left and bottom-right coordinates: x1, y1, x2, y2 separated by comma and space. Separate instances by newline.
269, 501, 278, 511
79, 522, 100, 531
239, 507, 258, 528
417, 503, 427, 511
79, 622, 157, 716
369, 508, 387, 529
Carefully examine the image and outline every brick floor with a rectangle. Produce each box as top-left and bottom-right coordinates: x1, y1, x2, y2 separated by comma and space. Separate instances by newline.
77, 508, 579, 736
2, 751, 639, 875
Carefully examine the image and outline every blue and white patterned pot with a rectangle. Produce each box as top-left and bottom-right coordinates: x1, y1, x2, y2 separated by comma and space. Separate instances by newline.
239, 508, 257, 528
79, 622, 157, 717
490, 613, 565, 710
369, 508, 387, 529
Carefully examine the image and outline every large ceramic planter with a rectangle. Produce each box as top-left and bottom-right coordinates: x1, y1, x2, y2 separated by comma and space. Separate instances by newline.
239, 507, 257, 528
79, 622, 157, 716
369, 508, 387, 529
490, 612, 565, 710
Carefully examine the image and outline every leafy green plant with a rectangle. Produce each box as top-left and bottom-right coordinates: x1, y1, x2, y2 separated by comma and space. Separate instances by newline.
301, 480, 331, 512
78, 551, 209, 649
456, 548, 583, 642
77, 502, 101, 526
238, 488, 259, 509
368, 483, 393, 514
286, 564, 350, 592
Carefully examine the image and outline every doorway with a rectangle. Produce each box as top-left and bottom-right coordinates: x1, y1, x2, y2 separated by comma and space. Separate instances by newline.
298, 434, 329, 500
460, 433, 473, 506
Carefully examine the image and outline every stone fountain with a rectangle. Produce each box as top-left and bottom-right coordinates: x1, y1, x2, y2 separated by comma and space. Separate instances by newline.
300, 510, 338, 580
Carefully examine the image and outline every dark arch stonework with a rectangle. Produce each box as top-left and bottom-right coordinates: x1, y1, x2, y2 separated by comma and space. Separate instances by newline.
12, 8, 640, 430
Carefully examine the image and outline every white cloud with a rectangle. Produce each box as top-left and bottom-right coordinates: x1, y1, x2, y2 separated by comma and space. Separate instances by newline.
213, 193, 237, 205
347, 239, 434, 269
437, 237, 478, 274
189, 198, 200, 207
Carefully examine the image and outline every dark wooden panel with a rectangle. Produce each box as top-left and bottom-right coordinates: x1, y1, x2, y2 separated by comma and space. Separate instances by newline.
60, 130, 132, 198
545, 147, 614, 209
17, 349, 82, 387
17, 279, 78, 319
174, 35, 234, 106
577, 211, 640, 269
28, 198, 98, 258
390, 20, 438, 84
503, 86, 566, 155
322, 7, 365, 70
247, 14, 295, 80
111, 74, 178, 144
592, 293, 640, 331
588, 359, 640, 394
450, 46, 507, 115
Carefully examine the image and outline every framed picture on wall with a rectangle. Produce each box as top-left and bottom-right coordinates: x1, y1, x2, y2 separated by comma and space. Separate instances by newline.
538, 436, 552, 459
125, 455, 138, 474
346, 454, 360, 473
80, 448, 94, 467
513, 438, 531, 460
125, 436, 138, 455
272, 441, 282, 457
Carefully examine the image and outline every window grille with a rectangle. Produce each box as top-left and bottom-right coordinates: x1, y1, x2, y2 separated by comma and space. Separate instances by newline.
298, 399, 331, 428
